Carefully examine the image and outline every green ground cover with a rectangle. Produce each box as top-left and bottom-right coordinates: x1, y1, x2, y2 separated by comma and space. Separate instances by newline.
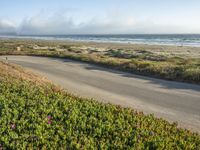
0, 62, 199, 149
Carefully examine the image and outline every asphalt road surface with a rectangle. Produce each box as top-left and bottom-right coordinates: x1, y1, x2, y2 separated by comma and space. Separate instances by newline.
1, 56, 200, 132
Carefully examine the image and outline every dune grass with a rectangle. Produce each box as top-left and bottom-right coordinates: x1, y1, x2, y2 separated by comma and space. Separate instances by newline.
0, 39, 200, 84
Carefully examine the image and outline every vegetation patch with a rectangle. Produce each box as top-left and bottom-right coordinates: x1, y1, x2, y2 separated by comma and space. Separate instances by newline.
0, 62, 199, 149
0, 39, 200, 84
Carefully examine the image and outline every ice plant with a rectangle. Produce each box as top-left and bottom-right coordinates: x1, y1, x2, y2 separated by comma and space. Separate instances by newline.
0, 66, 199, 149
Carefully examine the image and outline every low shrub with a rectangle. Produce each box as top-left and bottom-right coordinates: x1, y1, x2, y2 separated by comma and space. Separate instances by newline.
183, 68, 200, 82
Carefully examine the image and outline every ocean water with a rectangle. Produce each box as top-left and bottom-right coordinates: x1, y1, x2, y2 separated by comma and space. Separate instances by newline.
1, 34, 200, 47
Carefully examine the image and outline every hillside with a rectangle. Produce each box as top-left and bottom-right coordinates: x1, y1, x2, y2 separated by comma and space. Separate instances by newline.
0, 61, 199, 149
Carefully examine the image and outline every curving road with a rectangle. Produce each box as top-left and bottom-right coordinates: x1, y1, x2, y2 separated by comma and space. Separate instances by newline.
1, 55, 200, 132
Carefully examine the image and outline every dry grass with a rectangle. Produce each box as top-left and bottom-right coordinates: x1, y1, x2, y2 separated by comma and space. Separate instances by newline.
0, 61, 51, 87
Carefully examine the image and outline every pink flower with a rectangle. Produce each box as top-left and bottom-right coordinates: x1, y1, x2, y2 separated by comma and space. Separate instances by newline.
47, 116, 52, 120
11, 124, 16, 130
48, 121, 52, 124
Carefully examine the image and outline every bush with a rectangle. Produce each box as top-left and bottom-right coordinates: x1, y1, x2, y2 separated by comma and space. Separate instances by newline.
183, 68, 200, 82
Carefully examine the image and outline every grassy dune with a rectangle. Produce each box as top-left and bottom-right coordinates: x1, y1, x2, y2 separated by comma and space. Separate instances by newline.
0, 61, 199, 149
0, 39, 200, 84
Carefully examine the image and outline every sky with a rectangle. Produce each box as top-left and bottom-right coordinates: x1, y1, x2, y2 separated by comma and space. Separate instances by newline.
0, 0, 200, 35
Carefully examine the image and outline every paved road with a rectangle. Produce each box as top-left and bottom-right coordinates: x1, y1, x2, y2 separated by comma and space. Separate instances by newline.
1, 56, 200, 132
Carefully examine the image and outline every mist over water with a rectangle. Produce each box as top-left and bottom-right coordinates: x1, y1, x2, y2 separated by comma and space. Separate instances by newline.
1, 34, 200, 47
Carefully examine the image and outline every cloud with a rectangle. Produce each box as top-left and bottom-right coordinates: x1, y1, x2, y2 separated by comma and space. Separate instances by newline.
15, 10, 138, 35
0, 10, 199, 35
17, 10, 76, 35
0, 19, 16, 34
